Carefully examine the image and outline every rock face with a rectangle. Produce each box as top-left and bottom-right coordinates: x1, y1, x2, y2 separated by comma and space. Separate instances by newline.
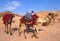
0, 11, 60, 18
36, 11, 49, 19
36, 11, 60, 19
0, 11, 22, 18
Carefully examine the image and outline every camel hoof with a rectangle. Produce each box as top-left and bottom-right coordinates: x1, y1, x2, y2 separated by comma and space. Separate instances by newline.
19, 34, 21, 36
6, 31, 9, 34
10, 33, 13, 35
35, 36, 39, 39
19, 32, 21, 36
5, 31, 6, 32
31, 36, 33, 38
25, 37, 27, 39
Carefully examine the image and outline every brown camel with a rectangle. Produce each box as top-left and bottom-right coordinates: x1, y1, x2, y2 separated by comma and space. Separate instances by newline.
2, 13, 15, 35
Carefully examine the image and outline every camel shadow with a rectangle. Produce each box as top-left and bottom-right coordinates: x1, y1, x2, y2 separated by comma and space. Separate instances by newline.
38, 29, 43, 31
11, 27, 43, 35
25, 28, 43, 33
12, 27, 18, 33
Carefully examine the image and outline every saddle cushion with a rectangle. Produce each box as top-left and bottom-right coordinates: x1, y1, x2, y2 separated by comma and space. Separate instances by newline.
3, 14, 11, 23
20, 14, 39, 26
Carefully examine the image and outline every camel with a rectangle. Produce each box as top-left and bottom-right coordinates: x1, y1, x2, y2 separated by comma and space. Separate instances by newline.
18, 11, 40, 39
42, 13, 58, 26
2, 13, 15, 35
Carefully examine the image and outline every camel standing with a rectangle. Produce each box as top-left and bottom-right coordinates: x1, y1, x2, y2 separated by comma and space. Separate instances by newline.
18, 11, 39, 39
2, 13, 15, 35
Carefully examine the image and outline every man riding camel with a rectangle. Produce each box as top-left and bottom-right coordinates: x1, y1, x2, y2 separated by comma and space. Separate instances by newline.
24, 10, 39, 31
31, 10, 39, 32
18, 10, 39, 38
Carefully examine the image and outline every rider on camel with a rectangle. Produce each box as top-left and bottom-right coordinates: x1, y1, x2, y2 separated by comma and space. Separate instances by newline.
31, 10, 39, 32
31, 10, 39, 24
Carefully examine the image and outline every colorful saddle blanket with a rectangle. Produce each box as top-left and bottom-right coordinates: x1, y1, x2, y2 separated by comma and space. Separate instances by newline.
3, 14, 11, 23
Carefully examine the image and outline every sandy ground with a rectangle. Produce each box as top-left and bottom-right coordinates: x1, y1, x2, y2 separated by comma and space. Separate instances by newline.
0, 16, 60, 41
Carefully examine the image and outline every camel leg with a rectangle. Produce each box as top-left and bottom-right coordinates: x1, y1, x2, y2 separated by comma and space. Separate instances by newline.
18, 25, 20, 36
6, 24, 9, 34
53, 18, 55, 24
18, 26, 23, 36
18, 22, 22, 36
31, 26, 38, 38
34, 25, 38, 32
21, 23, 27, 39
19, 25, 25, 37
48, 19, 51, 25
10, 24, 12, 35
23, 30, 27, 39
25, 25, 30, 33
27, 25, 30, 33
5, 24, 7, 32
19, 31, 23, 36
31, 30, 38, 38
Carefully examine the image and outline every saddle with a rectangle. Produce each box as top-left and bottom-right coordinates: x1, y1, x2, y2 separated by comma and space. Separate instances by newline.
20, 14, 38, 26
3, 14, 11, 24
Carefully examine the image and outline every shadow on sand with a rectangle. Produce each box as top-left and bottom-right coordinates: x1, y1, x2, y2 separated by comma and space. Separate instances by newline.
11, 27, 43, 35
